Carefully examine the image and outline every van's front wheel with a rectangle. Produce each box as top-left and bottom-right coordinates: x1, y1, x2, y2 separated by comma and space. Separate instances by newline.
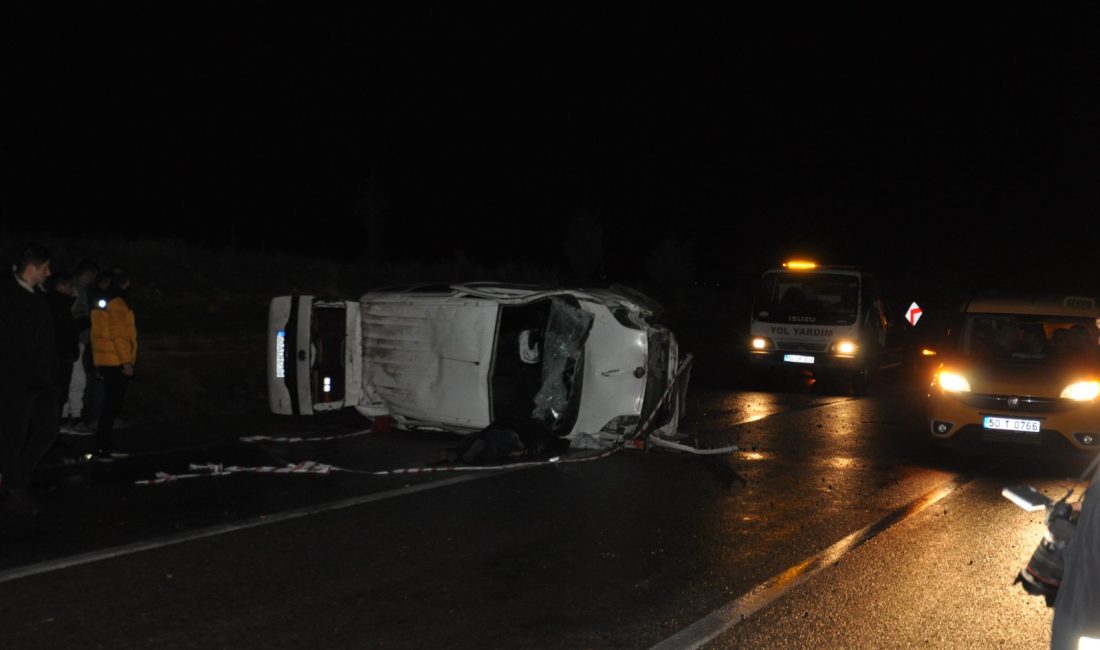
852, 346, 881, 396
852, 366, 869, 396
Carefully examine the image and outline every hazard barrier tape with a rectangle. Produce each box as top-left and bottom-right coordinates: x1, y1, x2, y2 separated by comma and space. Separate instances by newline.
625, 353, 736, 455
135, 460, 338, 485
240, 429, 372, 444
630, 353, 694, 442
137, 352, 718, 487
135, 447, 621, 485
363, 446, 620, 476
648, 435, 736, 455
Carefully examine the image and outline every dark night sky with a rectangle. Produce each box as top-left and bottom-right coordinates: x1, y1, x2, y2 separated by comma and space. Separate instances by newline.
4, 4, 1100, 293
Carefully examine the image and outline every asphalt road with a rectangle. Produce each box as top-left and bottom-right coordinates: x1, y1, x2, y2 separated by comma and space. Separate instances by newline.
0, 367, 1092, 649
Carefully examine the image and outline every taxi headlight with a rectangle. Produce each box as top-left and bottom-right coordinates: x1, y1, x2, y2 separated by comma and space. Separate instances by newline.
834, 340, 858, 355
751, 337, 771, 350
938, 370, 971, 393
1061, 381, 1100, 401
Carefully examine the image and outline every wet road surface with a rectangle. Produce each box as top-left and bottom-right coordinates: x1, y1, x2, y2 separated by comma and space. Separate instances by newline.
0, 368, 1091, 648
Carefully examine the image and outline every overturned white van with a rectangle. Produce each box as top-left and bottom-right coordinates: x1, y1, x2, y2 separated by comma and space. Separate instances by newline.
267, 283, 688, 447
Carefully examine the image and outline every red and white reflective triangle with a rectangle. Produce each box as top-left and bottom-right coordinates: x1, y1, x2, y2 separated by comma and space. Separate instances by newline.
906, 302, 922, 326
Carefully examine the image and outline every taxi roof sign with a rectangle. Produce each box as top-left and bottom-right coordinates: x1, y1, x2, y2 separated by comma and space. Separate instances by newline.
1064, 296, 1096, 310
964, 294, 1100, 317
783, 260, 818, 270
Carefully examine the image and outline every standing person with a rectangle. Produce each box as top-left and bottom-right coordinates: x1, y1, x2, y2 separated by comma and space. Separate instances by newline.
76, 267, 111, 433
1050, 456, 1100, 649
90, 267, 137, 461
69, 259, 98, 427
46, 272, 80, 423
0, 243, 58, 516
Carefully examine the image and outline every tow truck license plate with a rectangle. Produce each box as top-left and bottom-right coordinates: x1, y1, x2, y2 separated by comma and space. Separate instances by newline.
783, 354, 814, 364
983, 416, 1040, 433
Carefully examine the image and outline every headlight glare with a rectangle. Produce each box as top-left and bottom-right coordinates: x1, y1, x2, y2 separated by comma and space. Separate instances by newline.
751, 337, 770, 350
938, 370, 971, 392
1061, 381, 1100, 401
835, 340, 858, 355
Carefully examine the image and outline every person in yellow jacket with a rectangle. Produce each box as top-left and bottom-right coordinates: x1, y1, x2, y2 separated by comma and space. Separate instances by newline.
89, 267, 136, 461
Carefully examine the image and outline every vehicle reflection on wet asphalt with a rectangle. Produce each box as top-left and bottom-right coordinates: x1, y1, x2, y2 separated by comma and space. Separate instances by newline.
0, 366, 1092, 648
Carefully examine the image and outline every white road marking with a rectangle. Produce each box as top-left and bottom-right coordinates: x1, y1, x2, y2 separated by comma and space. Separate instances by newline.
0, 470, 523, 585
15, 396, 878, 590
650, 474, 973, 650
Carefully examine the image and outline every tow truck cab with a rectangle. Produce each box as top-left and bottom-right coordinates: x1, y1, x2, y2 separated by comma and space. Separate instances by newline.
748, 260, 897, 393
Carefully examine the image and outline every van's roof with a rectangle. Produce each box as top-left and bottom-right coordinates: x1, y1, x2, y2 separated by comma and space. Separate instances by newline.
963, 294, 1100, 317
764, 266, 867, 277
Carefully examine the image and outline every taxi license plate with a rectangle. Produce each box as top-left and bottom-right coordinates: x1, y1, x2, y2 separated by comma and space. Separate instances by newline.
982, 416, 1040, 433
783, 354, 814, 364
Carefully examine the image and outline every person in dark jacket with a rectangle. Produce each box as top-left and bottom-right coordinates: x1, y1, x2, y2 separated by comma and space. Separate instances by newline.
69, 259, 98, 426
75, 268, 110, 432
0, 243, 58, 516
47, 272, 81, 422
1050, 459, 1100, 649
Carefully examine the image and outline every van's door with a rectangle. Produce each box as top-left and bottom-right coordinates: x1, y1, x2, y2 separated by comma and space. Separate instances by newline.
268, 295, 362, 415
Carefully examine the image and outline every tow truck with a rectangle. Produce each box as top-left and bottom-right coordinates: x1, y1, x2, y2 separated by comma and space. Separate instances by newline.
747, 260, 902, 394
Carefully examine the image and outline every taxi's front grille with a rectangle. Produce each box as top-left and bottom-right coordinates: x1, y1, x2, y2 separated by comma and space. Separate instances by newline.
957, 393, 1076, 414
776, 340, 828, 353
981, 428, 1044, 445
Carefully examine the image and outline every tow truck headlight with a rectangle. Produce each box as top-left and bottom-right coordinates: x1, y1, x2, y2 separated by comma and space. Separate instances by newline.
937, 370, 971, 393
1061, 381, 1100, 401
750, 337, 772, 350
834, 340, 858, 355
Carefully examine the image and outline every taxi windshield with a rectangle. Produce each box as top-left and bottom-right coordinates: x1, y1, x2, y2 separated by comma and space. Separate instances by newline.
753, 272, 860, 325
960, 314, 1100, 365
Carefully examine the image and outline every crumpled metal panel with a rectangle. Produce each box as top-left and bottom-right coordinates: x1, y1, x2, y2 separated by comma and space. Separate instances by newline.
361, 299, 499, 430
571, 299, 650, 436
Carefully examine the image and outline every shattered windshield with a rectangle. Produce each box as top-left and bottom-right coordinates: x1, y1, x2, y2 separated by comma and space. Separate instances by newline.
531, 298, 594, 431
961, 314, 1100, 365
753, 272, 860, 325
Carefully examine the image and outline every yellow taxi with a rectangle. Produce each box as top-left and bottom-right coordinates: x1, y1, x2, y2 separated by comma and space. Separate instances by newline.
928, 294, 1100, 454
